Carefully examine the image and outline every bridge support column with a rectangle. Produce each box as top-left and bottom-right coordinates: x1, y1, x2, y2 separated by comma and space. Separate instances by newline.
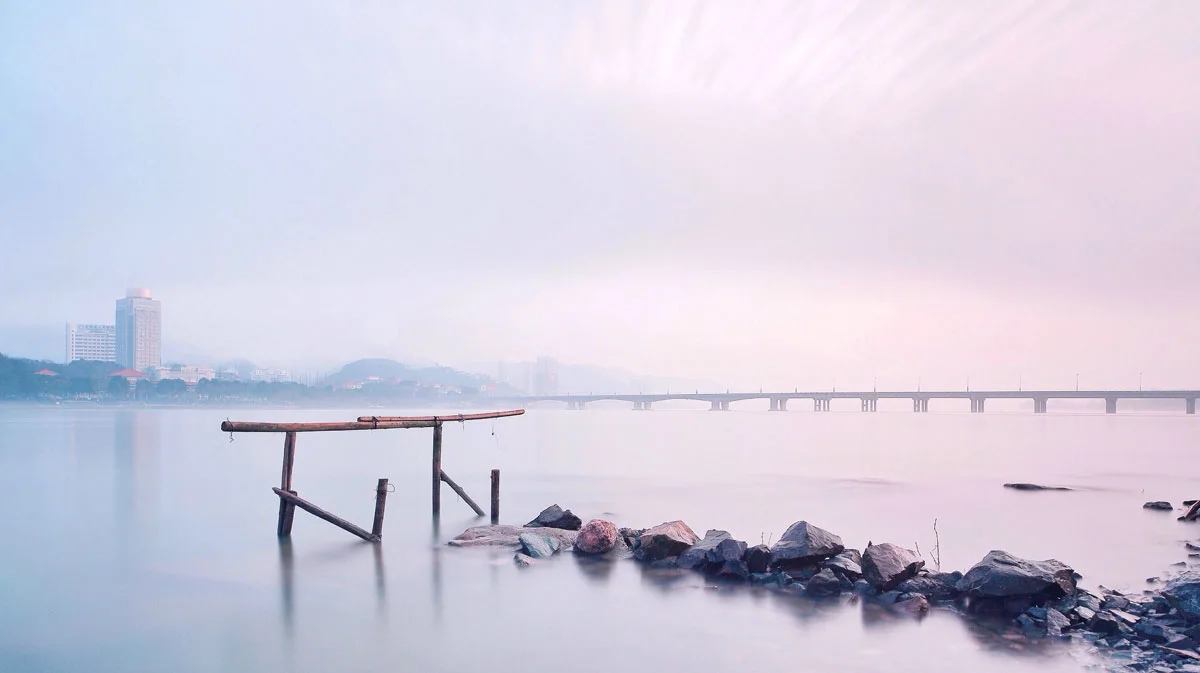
870, 398, 877, 411
1033, 398, 1047, 414
1188, 398, 1196, 415
814, 398, 830, 412
710, 400, 728, 411
913, 398, 928, 412
861, 398, 869, 412
1105, 398, 1117, 414
633, 400, 651, 411
769, 398, 786, 412
970, 398, 985, 413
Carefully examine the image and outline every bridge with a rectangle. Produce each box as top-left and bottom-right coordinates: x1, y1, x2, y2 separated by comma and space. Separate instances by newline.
497, 390, 1200, 414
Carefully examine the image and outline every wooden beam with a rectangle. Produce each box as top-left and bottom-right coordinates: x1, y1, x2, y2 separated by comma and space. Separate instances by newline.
440, 469, 485, 517
277, 432, 297, 537
356, 409, 525, 423
490, 469, 500, 524
272, 488, 378, 542
371, 478, 389, 539
223, 420, 441, 433
432, 422, 443, 514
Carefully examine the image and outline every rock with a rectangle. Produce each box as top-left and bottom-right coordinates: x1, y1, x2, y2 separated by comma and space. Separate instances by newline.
1078, 593, 1102, 612
1016, 613, 1038, 631
1089, 611, 1122, 635
1004, 483, 1072, 491
573, 519, 619, 555
769, 521, 844, 568
1182, 625, 1200, 642
525, 504, 582, 530
635, 521, 700, 563
1164, 572, 1200, 621
1110, 609, 1141, 626
1046, 607, 1071, 636
1187, 500, 1199, 507
678, 530, 732, 570
1167, 634, 1199, 651
449, 524, 578, 549
750, 571, 792, 588
518, 532, 561, 559
893, 595, 930, 617
956, 550, 1077, 610
862, 543, 925, 591
1135, 621, 1173, 644
1026, 606, 1048, 622
1075, 606, 1097, 622
853, 579, 876, 596
1103, 595, 1131, 610
649, 557, 679, 569
896, 575, 959, 603
513, 552, 536, 568
743, 544, 771, 574
1145, 501, 1175, 511
806, 568, 842, 596
710, 538, 748, 565
712, 558, 750, 581
618, 527, 644, 550
825, 550, 863, 579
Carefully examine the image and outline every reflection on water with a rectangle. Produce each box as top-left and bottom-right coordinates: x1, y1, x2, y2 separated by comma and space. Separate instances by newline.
3, 406, 1196, 672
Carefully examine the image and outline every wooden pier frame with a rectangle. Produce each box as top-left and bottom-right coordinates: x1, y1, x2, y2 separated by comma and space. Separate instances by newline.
220, 409, 524, 542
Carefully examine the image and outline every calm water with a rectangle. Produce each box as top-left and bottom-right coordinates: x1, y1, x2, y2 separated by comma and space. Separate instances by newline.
3, 404, 1199, 672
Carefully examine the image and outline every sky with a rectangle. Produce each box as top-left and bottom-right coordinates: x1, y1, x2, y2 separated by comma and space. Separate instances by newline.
1, 1, 1198, 391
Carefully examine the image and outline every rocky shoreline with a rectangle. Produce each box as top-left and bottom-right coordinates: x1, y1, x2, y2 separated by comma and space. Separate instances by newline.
450, 502, 1200, 673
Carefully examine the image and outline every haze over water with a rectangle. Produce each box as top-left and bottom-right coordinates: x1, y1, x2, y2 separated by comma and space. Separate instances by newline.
3, 405, 1198, 672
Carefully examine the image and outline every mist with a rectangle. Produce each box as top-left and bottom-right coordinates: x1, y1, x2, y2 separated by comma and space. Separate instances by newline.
2, 1, 1198, 390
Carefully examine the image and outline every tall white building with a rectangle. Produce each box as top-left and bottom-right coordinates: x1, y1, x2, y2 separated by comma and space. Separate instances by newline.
65, 323, 116, 363
115, 288, 162, 372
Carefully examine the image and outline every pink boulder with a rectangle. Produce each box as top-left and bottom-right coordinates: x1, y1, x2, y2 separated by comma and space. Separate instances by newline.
574, 519, 619, 555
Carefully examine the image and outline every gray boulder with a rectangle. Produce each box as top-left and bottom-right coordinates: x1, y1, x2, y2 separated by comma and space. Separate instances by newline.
1164, 572, 1200, 621
449, 524, 578, 549
893, 595, 930, 617
825, 550, 863, 579
525, 504, 582, 530
862, 543, 925, 591
806, 568, 842, 596
513, 552, 535, 568
1088, 611, 1121, 634
712, 557, 750, 581
956, 550, 1077, 608
1046, 607, 1071, 637
518, 532, 561, 559
678, 530, 732, 570
635, 521, 700, 562
743, 544, 771, 574
1144, 501, 1174, 511
769, 521, 844, 568
896, 574, 959, 603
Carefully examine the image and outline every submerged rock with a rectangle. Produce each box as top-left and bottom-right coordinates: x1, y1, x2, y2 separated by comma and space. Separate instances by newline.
518, 532, 561, 559
449, 524, 578, 549
956, 550, 1077, 610
743, 544, 771, 574
618, 527, 644, 550
896, 575, 959, 603
635, 521, 700, 562
574, 519, 619, 555
769, 521, 844, 568
862, 543, 925, 591
1145, 501, 1175, 511
806, 568, 842, 596
513, 552, 536, 568
893, 595, 930, 617
525, 504, 583, 531
1004, 483, 1072, 491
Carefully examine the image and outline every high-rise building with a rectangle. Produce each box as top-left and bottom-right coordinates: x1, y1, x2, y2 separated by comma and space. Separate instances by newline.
65, 323, 116, 363
533, 356, 559, 395
115, 288, 162, 372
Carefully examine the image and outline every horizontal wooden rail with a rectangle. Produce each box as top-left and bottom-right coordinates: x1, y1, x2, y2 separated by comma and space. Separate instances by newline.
273, 488, 378, 542
356, 409, 525, 423
225, 420, 438, 433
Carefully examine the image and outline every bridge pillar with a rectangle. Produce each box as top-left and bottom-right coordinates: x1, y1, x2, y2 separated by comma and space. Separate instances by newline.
870, 398, 877, 412
814, 398, 830, 412
970, 398, 985, 413
769, 398, 786, 412
1189, 398, 1196, 415
1033, 398, 1047, 414
1105, 398, 1117, 414
913, 398, 928, 412
861, 398, 869, 412
710, 400, 728, 411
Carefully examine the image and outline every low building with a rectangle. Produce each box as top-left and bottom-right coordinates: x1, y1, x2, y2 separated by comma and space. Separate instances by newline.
65, 323, 116, 363
251, 368, 292, 383
150, 365, 216, 385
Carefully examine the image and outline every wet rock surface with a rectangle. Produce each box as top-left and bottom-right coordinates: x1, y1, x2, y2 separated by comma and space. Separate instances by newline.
769, 521, 844, 568
519, 532, 561, 559
574, 519, 619, 555
525, 504, 583, 530
862, 543, 925, 591
635, 521, 700, 562
1146, 501, 1176, 511
450, 524, 578, 549
1004, 483, 1072, 491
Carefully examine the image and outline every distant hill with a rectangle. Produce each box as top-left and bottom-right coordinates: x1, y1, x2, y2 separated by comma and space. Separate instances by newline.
325, 358, 513, 391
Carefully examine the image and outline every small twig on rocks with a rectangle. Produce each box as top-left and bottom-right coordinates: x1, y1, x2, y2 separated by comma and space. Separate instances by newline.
932, 518, 942, 572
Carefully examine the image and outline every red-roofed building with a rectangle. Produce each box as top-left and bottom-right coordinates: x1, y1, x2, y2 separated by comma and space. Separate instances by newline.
33, 369, 58, 376
110, 368, 149, 383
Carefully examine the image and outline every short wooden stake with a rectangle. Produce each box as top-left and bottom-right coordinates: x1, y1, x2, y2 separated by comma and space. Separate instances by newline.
490, 469, 500, 524
277, 431, 297, 537
371, 478, 389, 540
432, 422, 443, 515
440, 470, 485, 517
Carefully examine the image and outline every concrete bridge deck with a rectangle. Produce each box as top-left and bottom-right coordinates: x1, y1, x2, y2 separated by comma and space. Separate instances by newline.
497, 390, 1200, 414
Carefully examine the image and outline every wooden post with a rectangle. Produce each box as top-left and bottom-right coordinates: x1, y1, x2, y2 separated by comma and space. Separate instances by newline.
440, 470, 485, 517
432, 422, 443, 515
371, 478, 389, 540
277, 431, 297, 537
490, 469, 500, 524
273, 488, 378, 542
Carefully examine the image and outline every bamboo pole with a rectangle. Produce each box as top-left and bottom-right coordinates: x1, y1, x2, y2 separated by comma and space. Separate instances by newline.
440, 470, 485, 517
223, 420, 441, 433
490, 469, 500, 524
272, 488, 378, 542
277, 431, 297, 537
356, 409, 525, 423
371, 478, 389, 539
432, 422, 443, 514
